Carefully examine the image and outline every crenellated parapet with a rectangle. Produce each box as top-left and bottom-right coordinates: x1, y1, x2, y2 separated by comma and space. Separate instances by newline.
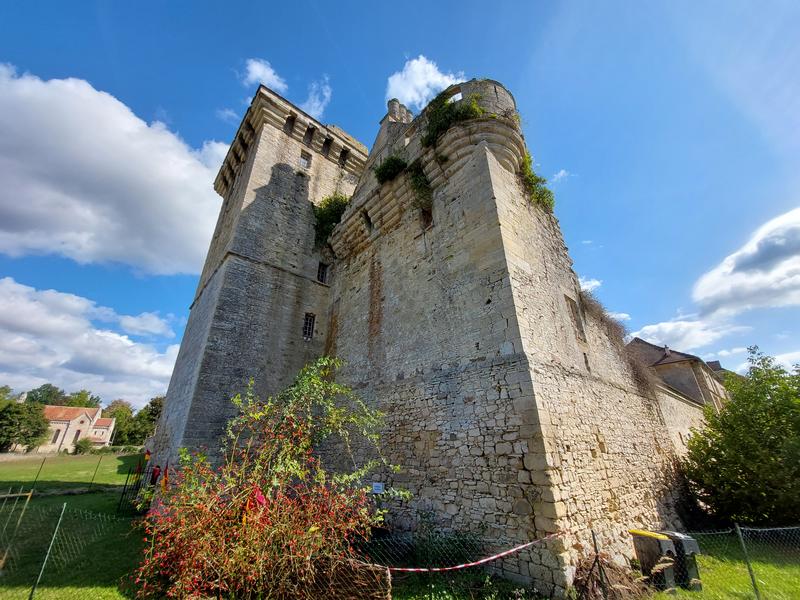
213, 85, 368, 199
330, 79, 526, 258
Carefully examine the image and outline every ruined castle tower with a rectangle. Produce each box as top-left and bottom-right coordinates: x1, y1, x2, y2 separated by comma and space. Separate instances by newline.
155, 80, 684, 595
153, 86, 367, 460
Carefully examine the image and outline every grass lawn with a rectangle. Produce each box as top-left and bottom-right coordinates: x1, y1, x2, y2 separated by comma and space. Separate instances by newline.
0, 453, 143, 494
653, 532, 800, 600
0, 492, 143, 599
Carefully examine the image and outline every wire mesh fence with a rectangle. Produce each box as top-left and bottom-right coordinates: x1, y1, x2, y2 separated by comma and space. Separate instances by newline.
0, 495, 141, 599
644, 525, 800, 600
2, 485, 799, 600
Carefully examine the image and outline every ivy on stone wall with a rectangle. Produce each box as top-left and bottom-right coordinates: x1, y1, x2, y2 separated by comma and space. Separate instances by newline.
313, 193, 350, 246
373, 155, 408, 185
520, 152, 555, 212
421, 91, 485, 147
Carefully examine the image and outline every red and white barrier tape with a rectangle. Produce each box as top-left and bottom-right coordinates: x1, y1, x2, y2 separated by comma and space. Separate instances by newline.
387, 534, 558, 573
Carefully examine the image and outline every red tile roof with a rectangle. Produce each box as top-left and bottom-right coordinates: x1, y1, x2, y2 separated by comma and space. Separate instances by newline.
95, 418, 114, 427
42, 405, 101, 422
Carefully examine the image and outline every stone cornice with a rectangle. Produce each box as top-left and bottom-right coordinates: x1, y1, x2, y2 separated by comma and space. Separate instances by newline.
213, 85, 368, 198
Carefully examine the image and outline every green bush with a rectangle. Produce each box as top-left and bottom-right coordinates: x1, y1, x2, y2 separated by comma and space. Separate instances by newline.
684, 347, 800, 525
374, 155, 408, 184
520, 152, 555, 212
74, 438, 94, 454
313, 193, 350, 246
421, 91, 485, 147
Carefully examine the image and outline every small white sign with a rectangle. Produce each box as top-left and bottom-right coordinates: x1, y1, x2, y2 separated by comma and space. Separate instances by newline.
371, 482, 385, 494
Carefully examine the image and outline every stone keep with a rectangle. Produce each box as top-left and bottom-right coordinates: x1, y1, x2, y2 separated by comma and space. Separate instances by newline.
154, 80, 687, 594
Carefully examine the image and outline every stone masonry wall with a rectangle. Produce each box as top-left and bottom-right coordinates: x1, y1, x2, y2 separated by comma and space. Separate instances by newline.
487, 131, 683, 575
656, 387, 706, 457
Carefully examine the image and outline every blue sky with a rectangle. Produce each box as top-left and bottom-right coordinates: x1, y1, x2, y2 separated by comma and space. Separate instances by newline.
1, 1, 798, 406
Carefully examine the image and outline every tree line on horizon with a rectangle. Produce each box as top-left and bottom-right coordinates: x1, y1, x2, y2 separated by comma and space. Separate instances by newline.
0, 383, 163, 452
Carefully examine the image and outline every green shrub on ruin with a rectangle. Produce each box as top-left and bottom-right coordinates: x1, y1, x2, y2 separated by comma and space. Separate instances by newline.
520, 152, 555, 212
313, 193, 350, 246
421, 91, 485, 147
373, 155, 408, 185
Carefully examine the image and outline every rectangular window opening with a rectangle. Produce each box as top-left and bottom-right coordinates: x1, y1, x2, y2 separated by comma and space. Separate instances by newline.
283, 115, 296, 135
566, 295, 587, 342
303, 126, 316, 147
299, 151, 312, 169
338, 148, 349, 168
302, 313, 316, 341
317, 262, 329, 284
51, 429, 59, 444
73, 430, 81, 444
321, 137, 332, 157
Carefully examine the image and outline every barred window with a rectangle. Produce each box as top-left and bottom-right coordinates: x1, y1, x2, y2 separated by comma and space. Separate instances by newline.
300, 151, 312, 169
302, 313, 316, 341
317, 262, 329, 284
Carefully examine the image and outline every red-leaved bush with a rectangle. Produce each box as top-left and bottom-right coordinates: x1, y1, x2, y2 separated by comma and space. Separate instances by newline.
133, 358, 397, 599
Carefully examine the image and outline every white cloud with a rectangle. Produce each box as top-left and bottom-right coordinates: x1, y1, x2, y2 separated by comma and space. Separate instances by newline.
300, 75, 332, 120
693, 207, 800, 315
631, 316, 748, 351
608, 312, 631, 322
385, 55, 465, 111
241, 58, 288, 93
775, 350, 800, 370
0, 277, 176, 407
119, 312, 174, 338
581, 240, 593, 245
578, 276, 602, 292
216, 108, 239, 124
0, 64, 225, 275
552, 169, 571, 182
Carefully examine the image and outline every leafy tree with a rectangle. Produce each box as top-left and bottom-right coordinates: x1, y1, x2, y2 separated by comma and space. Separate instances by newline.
0, 401, 49, 452
128, 396, 164, 445
104, 399, 135, 445
0, 385, 14, 402
683, 346, 800, 525
65, 389, 101, 408
26, 383, 66, 405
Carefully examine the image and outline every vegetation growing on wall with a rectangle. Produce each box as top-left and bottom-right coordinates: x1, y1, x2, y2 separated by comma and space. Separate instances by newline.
373, 155, 408, 185
421, 91, 485, 147
407, 161, 433, 212
520, 152, 555, 212
580, 290, 658, 398
313, 193, 350, 246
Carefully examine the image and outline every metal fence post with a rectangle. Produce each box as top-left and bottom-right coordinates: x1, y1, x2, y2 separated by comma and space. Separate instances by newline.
89, 454, 103, 490
29, 502, 66, 600
592, 529, 609, 600
735, 523, 761, 600
31, 457, 46, 492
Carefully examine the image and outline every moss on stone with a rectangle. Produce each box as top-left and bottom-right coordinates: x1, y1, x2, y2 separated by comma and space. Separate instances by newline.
373, 155, 408, 185
313, 193, 350, 246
